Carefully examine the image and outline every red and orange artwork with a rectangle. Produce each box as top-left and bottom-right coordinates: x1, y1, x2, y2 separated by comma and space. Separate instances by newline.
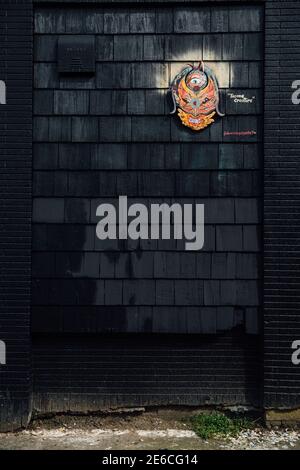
170, 62, 224, 131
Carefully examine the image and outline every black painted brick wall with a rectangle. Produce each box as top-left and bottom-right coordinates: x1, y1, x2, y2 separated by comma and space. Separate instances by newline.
33, 333, 260, 411
0, 0, 298, 425
31, 3, 263, 411
264, 0, 300, 409
0, 0, 32, 430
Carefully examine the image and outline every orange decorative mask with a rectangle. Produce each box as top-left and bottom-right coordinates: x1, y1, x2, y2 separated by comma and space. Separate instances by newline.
170, 62, 224, 131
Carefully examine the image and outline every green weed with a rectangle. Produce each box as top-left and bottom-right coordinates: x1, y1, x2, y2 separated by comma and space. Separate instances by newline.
190, 411, 255, 439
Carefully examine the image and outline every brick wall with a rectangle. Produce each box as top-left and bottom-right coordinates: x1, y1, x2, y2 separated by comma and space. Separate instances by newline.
264, 0, 300, 409
0, 0, 32, 431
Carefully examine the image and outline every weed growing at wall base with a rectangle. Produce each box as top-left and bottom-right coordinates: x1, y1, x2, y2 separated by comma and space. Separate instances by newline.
190, 412, 255, 439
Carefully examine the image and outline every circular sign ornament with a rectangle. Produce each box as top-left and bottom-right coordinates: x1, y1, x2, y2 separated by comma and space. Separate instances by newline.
170, 62, 224, 131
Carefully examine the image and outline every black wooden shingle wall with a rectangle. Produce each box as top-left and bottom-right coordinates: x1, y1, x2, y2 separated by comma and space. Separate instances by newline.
264, 0, 300, 409
0, 0, 32, 431
31, 3, 263, 411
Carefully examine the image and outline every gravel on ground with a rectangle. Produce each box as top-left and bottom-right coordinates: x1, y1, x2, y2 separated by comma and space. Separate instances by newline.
0, 412, 299, 450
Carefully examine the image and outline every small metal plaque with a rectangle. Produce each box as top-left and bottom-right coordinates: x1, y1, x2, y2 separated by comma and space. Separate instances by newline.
58, 36, 95, 74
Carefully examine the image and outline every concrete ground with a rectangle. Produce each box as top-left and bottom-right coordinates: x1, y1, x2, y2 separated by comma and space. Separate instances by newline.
0, 411, 300, 450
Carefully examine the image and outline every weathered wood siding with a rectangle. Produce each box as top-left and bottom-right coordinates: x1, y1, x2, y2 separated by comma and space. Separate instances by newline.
31, 3, 263, 411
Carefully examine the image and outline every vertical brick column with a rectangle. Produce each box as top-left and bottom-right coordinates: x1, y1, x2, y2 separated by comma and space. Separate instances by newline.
0, 0, 32, 431
264, 0, 300, 414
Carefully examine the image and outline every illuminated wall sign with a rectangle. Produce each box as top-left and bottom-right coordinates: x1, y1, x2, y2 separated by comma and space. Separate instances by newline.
0, 80, 6, 104
170, 62, 224, 131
